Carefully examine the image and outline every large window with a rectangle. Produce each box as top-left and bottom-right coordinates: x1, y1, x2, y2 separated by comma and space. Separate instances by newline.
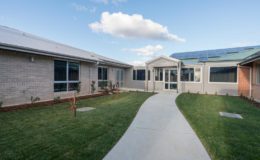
181, 68, 194, 81
210, 66, 237, 83
116, 69, 124, 87
257, 64, 260, 84
54, 60, 80, 92
98, 67, 108, 87
133, 69, 145, 80
181, 67, 201, 82
154, 68, 163, 81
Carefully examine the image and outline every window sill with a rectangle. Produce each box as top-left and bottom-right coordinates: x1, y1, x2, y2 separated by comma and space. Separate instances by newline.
208, 82, 238, 85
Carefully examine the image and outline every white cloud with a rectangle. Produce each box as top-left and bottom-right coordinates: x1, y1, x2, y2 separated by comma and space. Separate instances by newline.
72, 3, 96, 13
125, 44, 164, 57
129, 60, 146, 66
72, 3, 88, 12
89, 12, 185, 42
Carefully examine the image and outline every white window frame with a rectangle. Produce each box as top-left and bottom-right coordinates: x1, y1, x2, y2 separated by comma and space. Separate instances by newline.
116, 69, 124, 87
154, 68, 163, 82
54, 59, 80, 92
208, 66, 238, 84
181, 66, 202, 83
98, 66, 109, 87
163, 68, 178, 90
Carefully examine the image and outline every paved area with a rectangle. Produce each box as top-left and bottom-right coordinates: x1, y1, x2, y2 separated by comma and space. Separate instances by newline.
103, 92, 211, 160
76, 107, 95, 112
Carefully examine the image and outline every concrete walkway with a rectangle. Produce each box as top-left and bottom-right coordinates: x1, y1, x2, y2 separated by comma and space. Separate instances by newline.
103, 92, 211, 160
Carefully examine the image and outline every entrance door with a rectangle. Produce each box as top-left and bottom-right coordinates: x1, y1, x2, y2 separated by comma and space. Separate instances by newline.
164, 68, 177, 90
116, 69, 124, 88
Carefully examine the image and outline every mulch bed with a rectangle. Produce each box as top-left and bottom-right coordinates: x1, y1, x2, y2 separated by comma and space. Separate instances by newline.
0, 92, 108, 112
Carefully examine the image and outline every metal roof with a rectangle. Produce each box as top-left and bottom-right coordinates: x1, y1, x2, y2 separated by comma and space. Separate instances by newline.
171, 45, 260, 64
240, 51, 260, 65
0, 25, 131, 67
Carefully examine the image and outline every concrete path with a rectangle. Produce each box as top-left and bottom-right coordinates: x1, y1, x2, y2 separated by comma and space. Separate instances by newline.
103, 92, 211, 160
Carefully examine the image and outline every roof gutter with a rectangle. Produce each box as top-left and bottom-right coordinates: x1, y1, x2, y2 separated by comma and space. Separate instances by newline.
0, 42, 98, 63
99, 60, 132, 68
240, 56, 260, 65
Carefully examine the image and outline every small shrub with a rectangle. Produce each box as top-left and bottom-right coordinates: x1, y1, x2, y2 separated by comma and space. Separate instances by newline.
205, 91, 208, 95
76, 82, 81, 94
91, 81, 96, 94
215, 91, 218, 95
197, 91, 200, 94
188, 90, 190, 94
0, 101, 3, 107
99, 81, 108, 90
54, 96, 61, 103
108, 81, 113, 90
226, 93, 229, 96
31, 96, 40, 104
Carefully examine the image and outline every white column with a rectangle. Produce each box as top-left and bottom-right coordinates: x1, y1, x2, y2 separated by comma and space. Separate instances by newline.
177, 61, 182, 93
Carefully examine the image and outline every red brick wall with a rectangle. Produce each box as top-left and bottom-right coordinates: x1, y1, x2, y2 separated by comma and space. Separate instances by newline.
238, 66, 250, 97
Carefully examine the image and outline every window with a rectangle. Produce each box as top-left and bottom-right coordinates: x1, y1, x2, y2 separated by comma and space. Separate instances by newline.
148, 70, 150, 81
210, 66, 237, 83
133, 69, 145, 80
155, 68, 163, 81
133, 70, 136, 80
54, 60, 80, 92
181, 68, 194, 81
257, 64, 260, 84
98, 67, 108, 87
116, 69, 124, 87
181, 67, 201, 82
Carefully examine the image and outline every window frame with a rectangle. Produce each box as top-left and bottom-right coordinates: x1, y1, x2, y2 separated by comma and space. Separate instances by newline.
116, 69, 124, 87
181, 67, 202, 83
54, 59, 80, 92
154, 68, 163, 81
148, 70, 151, 81
208, 66, 238, 84
133, 69, 146, 81
98, 66, 109, 87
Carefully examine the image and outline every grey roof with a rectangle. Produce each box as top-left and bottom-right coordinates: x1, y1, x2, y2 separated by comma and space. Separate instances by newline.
0, 25, 131, 67
240, 51, 260, 65
171, 45, 260, 65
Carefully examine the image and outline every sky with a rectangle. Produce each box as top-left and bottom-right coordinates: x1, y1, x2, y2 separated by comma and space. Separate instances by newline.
1, 0, 260, 65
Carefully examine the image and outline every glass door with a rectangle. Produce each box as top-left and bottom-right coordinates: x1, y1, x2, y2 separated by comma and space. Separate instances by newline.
164, 68, 177, 90
116, 69, 124, 88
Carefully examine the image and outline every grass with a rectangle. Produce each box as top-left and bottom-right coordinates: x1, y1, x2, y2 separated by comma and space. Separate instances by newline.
0, 92, 154, 160
176, 93, 260, 160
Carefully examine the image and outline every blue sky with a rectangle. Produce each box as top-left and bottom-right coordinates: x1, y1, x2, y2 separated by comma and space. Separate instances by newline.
1, 0, 260, 65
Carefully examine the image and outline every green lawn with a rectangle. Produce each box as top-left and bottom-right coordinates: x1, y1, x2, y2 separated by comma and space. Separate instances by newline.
176, 93, 260, 160
0, 92, 154, 160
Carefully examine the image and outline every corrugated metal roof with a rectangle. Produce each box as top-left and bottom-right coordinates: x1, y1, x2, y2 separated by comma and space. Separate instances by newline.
211, 48, 260, 61
171, 45, 260, 64
0, 25, 131, 67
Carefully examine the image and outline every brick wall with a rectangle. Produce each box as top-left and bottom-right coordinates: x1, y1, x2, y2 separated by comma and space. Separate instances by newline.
0, 49, 99, 107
